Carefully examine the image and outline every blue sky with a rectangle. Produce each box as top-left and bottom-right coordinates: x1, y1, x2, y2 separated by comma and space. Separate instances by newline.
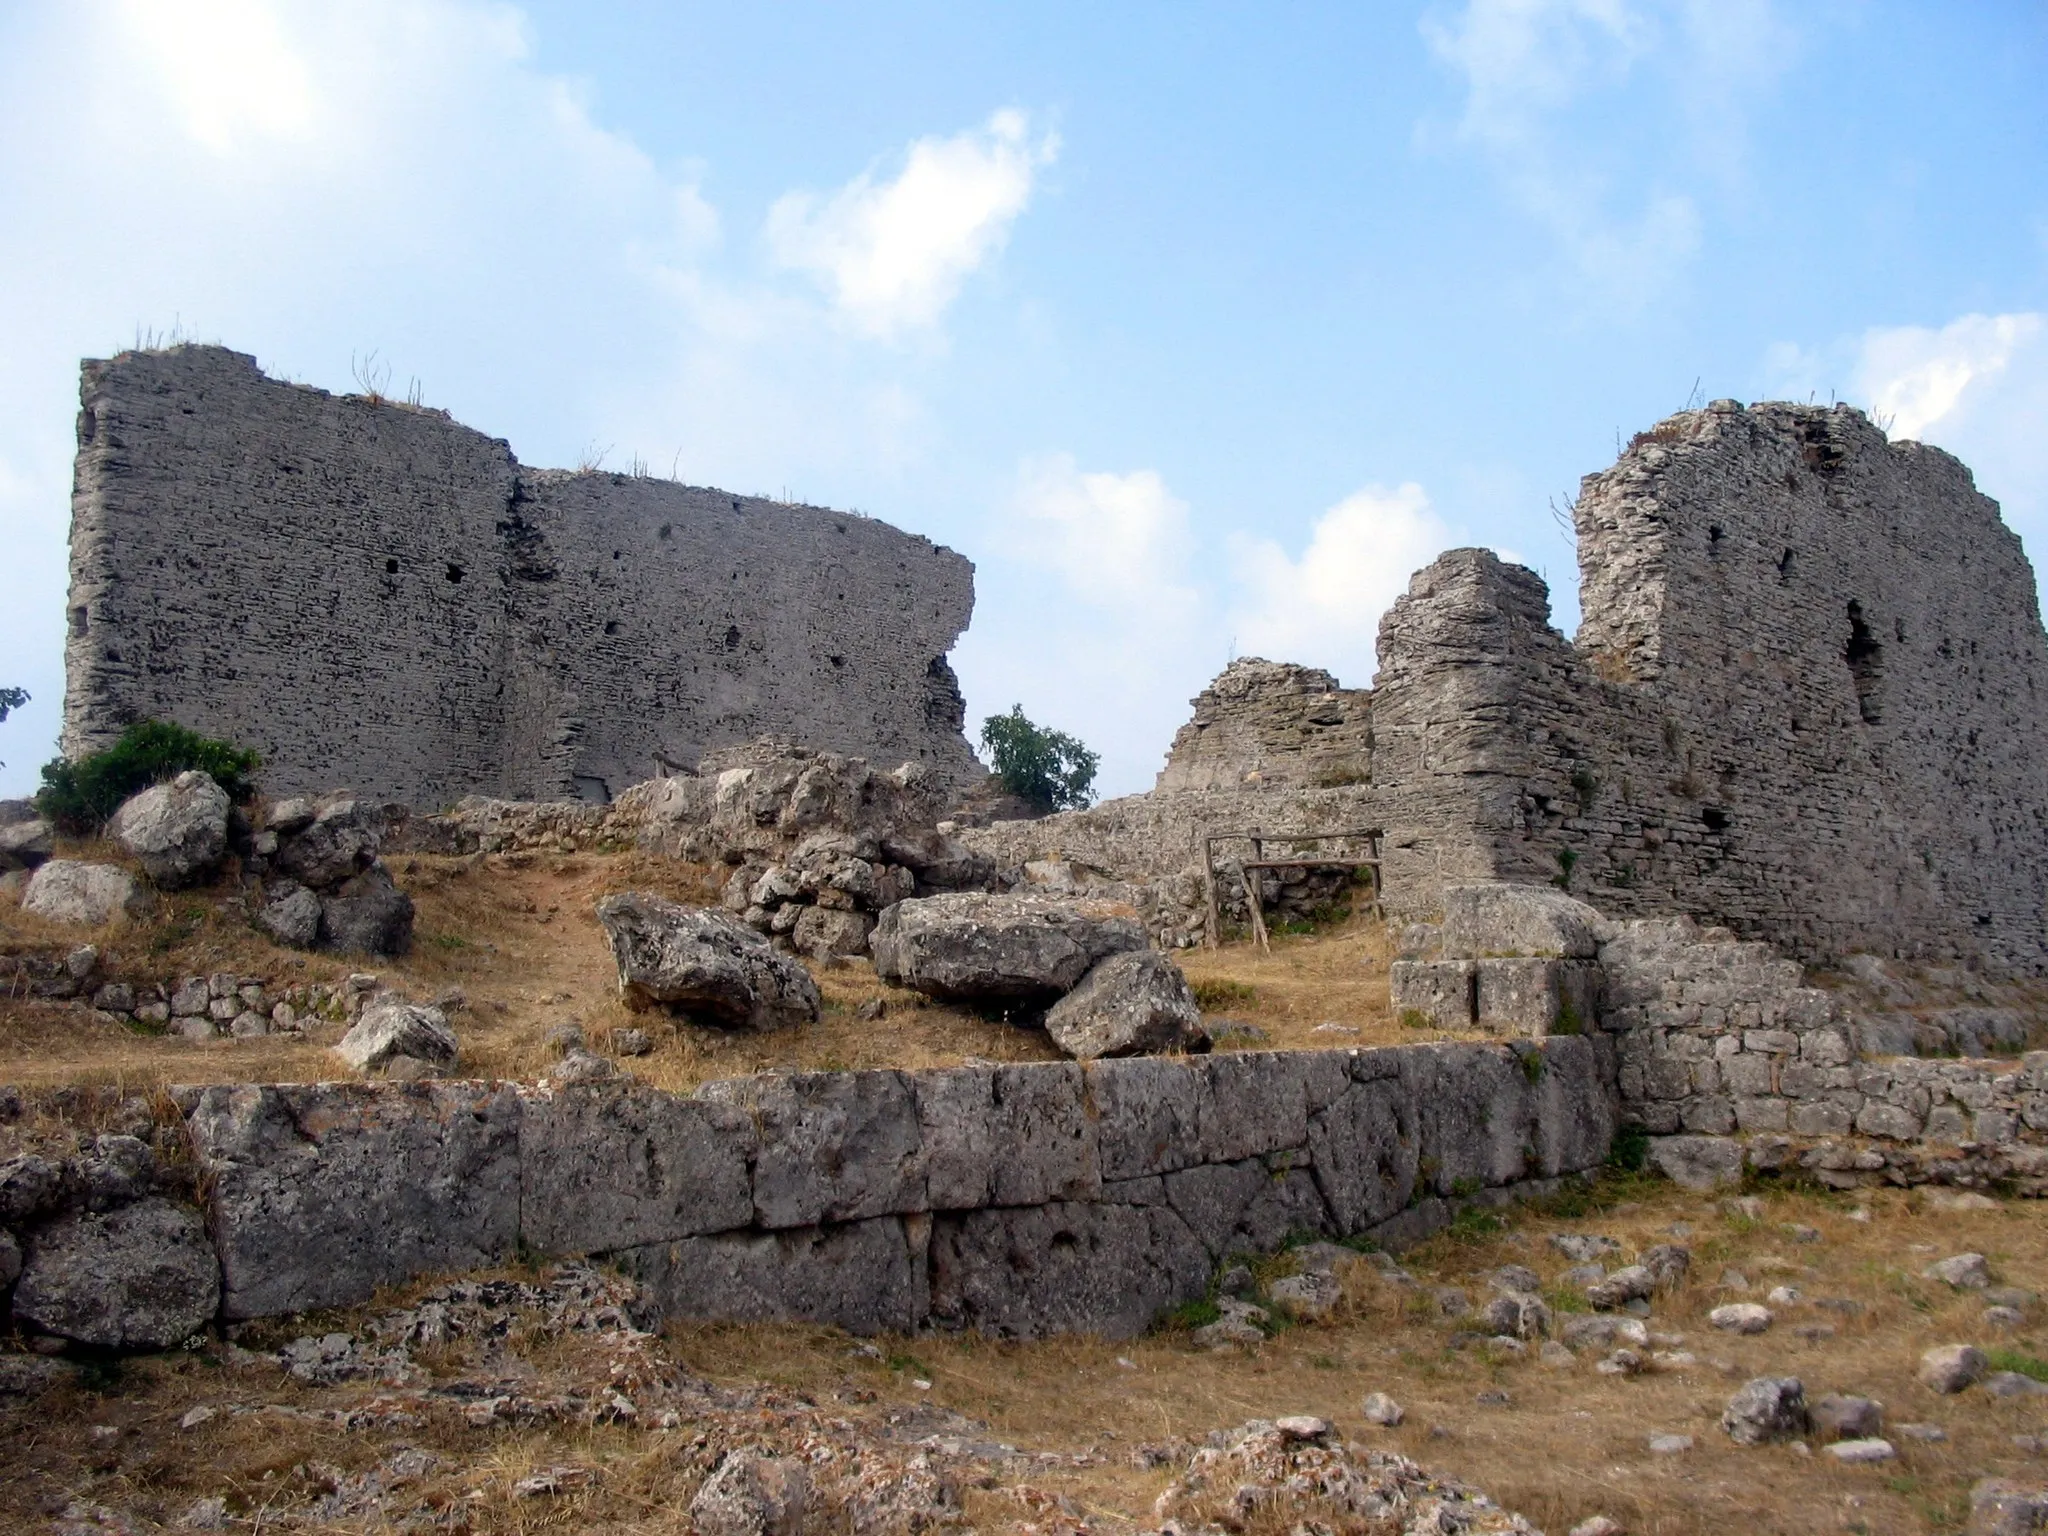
2, 1, 2045, 798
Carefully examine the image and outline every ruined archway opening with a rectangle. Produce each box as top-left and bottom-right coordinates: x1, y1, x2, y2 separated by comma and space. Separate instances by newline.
1845, 600, 1884, 724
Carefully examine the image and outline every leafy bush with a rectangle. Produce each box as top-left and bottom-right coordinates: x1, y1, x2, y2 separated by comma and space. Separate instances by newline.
979, 705, 1099, 812
37, 720, 260, 834
0, 685, 25, 768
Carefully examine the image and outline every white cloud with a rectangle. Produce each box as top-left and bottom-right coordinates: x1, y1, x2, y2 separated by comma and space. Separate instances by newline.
1226, 482, 1454, 689
1854, 312, 2043, 441
115, 0, 322, 153
1421, 0, 1790, 308
1011, 453, 1198, 616
767, 110, 1057, 337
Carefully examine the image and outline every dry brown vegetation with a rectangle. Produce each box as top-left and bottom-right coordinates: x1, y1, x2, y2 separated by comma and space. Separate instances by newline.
1, 847, 1442, 1094
4, 1175, 2045, 1533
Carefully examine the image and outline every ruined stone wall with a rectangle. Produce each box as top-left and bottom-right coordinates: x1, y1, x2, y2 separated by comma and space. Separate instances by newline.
1155, 659, 1372, 793
1370, 402, 2048, 974
136, 1039, 1613, 1339
61, 347, 980, 807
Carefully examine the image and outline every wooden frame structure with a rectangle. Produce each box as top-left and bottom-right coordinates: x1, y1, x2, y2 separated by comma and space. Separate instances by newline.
1200, 827, 1384, 951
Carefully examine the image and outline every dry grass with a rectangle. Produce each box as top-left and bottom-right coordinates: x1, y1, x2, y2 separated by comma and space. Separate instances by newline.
4, 1179, 2042, 1533
2, 851, 1473, 1094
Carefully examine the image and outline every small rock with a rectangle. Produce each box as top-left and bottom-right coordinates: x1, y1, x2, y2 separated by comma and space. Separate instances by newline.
1765, 1285, 1801, 1306
1896, 1422, 1947, 1442
1986, 1306, 2027, 1330
257, 885, 323, 949
1481, 1292, 1552, 1341
1489, 1264, 1542, 1296
612, 1027, 653, 1057
180, 1405, 217, 1430
1719, 1268, 1750, 1290
1596, 1348, 1644, 1377
1827, 1438, 1896, 1464
1549, 1233, 1622, 1262
1989, 1287, 2037, 1310
1926, 1190, 1999, 1212
550, 1049, 619, 1085
11, 1197, 221, 1350
1361, 1392, 1404, 1426
688, 1452, 810, 1536
1722, 1376, 1808, 1445
1044, 948, 1205, 1059
1476, 1389, 1511, 1405
1710, 1303, 1773, 1335
22, 861, 149, 925
1927, 1253, 1993, 1290
1267, 1271, 1342, 1319
1811, 1394, 1883, 1441
855, 996, 887, 1022
1783, 1223, 1822, 1244
1274, 1415, 1330, 1441
334, 1000, 458, 1073
1647, 1433, 1692, 1454
1568, 1519, 1623, 1536
1585, 1265, 1654, 1310
600, 893, 821, 1030
1972, 1480, 2048, 1535
1218, 1265, 1255, 1298
178, 1496, 228, 1529
1919, 1344, 1989, 1395
229, 1009, 269, 1038
1722, 1196, 1766, 1221
543, 1022, 587, 1056
1984, 1372, 2048, 1399
513, 1466, 594, 1497
1641, 1243, 1691, 1287
1539, 1340, 1576, 1369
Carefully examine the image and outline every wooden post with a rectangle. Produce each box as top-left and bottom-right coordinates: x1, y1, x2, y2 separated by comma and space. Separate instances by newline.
1246, 830, 1269, 953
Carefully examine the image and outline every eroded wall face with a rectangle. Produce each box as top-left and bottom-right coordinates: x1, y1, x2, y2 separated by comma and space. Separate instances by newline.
62, 347, 980, 806
1154, 658, 1373, 793
1374, 402, 2048, 974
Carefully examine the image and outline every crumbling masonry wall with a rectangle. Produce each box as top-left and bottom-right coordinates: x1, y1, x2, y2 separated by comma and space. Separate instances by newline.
61, 346, 981, 807
1371, 402, 2048, 974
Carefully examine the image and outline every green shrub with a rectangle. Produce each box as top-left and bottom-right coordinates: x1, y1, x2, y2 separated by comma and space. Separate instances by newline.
37, 720, 260, 834
1987, 1347, 2048, 1383
1192, 978, 1256, 1010
979, 705, 1099, 812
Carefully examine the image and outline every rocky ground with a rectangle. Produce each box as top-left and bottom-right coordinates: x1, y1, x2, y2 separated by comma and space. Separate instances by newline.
3, 1168, 2045, 1534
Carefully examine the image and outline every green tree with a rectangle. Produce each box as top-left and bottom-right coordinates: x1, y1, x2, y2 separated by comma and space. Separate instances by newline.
979, 705, 1099, 812
0, 686, 26, 769
36, 719, 260, 834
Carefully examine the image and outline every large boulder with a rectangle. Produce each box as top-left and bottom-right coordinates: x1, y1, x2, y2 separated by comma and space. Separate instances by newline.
1044, 949, 1204, 1059
870, 892, 1147, 1003
597, 892, 820, 1030
0, 802, 53, 870
1441, 883, 1603, 960
334, 1000, 459, 1074
108, 770, 230, 887
1721, 1376, 1808, 1445
274, 799, 381, 888
257, 882, 324, 948
11, 1197, 221, 1350
21, 860, 149, 925
319, 862, 414, 955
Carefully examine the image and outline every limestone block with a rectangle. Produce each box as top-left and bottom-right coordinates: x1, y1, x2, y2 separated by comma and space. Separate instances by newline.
1733, 1096, 1790, 1132
702, 1070, 924, 1228
1162, 1158, 1269, 1257
870, 891, 1147, 1003
1086, 1054, 1203, 1180
912, 1065, 997, 1209
275, 799, 381, 888
988, 1063, 1100, 1207
258, 884, 323, 948
1441, 882, 1602, 959
11, 1197, 220, 1350
22, 860, 149, 926
1529, 1036, 1616, 1177
1474, 957, 1600, 1037
927, 1201, 1209, 1339
1307, 1075, 1421, 1233
1645, 1134, 1744, 1191
188, 1081, 521, 1319
109, 771, 230, 887
597, 892, 819, 1031
1855, 1102, 1923, 1140
1722, 1053, 1776, 1097
333, 1000, 457, 1075
319, 862, 415, 957
618, 1216, 927, 1336
0, 814, 53, 870
1409, 1044, 1534, 1193
1197, 1052, 1310, 1164
1389, 959, 1475, 1028
1044, 949, 1203, 1059
790, 904, 873, 959
518, 1085, 755, 1256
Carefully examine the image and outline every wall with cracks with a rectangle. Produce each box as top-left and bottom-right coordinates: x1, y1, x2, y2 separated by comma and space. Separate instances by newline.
60, 346, 980, 807
150, 1039, 1615, 1341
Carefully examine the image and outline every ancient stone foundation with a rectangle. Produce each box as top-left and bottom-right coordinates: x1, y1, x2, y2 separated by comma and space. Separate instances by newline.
4, 1039, 1614, 1344
61, 346, 980, 807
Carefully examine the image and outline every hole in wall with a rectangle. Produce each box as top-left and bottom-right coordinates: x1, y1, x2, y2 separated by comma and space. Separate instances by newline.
445, 563, 464, 584
1708, 524, 1723, 553
1776, 548, 1795, 581
724, 625, 741, 650
829, 655, 845, 668
1702, 807, 1730, 832
385, 557, 399, 574
1845, 599, 1884, 725
80, 408, 97, 445
658, 524, 672, 540
69, 605, 88, 637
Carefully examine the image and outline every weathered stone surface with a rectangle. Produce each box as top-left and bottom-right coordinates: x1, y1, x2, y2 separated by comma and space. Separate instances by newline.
12, 1197, 220, 1350
319, 862, 414, 956
1308, 1075, 1420, 1233
912, 1062, 1100, 1211
689, 1452, 810, 1536
1811, 1394, 1884, 1441
1087, 1054, 1204, 1180
188, 1081, 521, 1318
0, 1153, 63, 1226
63, 346, 981, 805
22, 860, 148, 925
334, 1000, 458, 1074
618, 1216, 926, 1335
1971, 1480, 2048, 1536
870, 891, 1147, 1003
701, 1070, 924, 1228
518, 1084, 755, 1255
598, 892, 820, 1030
1646, 1135, 1744, 1191
0, 1229, 19, 1288
1927, 1252, 1992, 1289
1155, 658, 1372, 793
1043, 949, 1203, 1059
1474, 957, 1599, 1037
1442, 883, 1603, 960
927, 1201, 1209, 1339
1390, 959, 1476, 1028
108, 770, 230, 887
1721, 1376, 1808, 1444
258, 884, 323, 948
0, 812, 53, 870
788, 904, 873, 959
1410, 1044, 1533, 1193
1529, 1036, 1617, 1176
275, 799, 382, 888
1920, 1343, 1989, 1394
